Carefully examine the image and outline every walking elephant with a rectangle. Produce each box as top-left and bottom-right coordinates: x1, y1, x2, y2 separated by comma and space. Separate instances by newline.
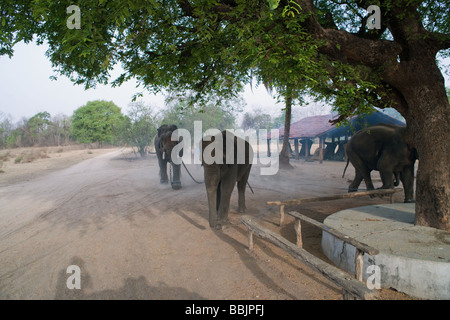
343, 124, 418, 203
155, 124, 183, 190
201, 130, 253, 229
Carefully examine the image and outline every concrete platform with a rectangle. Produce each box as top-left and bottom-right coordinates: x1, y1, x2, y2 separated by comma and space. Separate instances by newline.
321, 203, 450, 299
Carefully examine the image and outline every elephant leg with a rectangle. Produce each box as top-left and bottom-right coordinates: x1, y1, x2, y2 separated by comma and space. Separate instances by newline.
377, 150, 397, 190
348, 153, 374, 192
401, 165, 415, 203
237, 165, 251, 213
362, 170, 375, 191
206, 183, 219, 228
216, 169, 237, 228
379, 169, 394, 189
217, 182, 234, 226
171, 164, 182, 190
393, 172, 400, 187
348, 169, 364, 192
204, 169, 220, 228
159, 160, 169, 183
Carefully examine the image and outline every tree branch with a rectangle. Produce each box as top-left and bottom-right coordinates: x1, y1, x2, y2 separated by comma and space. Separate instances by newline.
293, 0, 401, 68
427, 31, 450, 51
176, 0, 194, 16
317, 28, 401, 68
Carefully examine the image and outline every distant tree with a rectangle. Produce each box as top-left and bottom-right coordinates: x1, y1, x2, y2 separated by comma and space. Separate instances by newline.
272, 111, 286, 130
0, 112, 13, 149
122, 102, 158, 157
161, 98, 237, 134
71, 100, 126, 145
6, 128, 22, 148
26, 111, 51, 146
241, 109, 273, 131
49, 114, 73, 146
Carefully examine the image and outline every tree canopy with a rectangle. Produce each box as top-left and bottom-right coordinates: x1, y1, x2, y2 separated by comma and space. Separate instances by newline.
2, 1, 448, 113
71, 100, 126, 144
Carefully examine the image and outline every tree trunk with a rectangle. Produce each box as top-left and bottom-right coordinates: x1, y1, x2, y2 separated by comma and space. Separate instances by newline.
279, 95, 294, 170
389, 55, 450, 231
406, 84, 449, 231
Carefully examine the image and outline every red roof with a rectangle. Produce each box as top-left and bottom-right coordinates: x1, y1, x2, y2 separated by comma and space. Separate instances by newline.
266, 114, 336, 139
280, 114, 336, 138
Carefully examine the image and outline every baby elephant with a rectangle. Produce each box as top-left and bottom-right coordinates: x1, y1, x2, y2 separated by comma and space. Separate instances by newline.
343, 124, 418, 203
201, 130, 253, 229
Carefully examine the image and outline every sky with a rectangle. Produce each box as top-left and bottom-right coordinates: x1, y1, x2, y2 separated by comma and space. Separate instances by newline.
0, 41, 448, 124
0, 41, 286, 123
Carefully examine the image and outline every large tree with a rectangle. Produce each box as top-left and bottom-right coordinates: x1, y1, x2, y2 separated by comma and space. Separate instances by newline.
1, 0, 449, 230
71, 100, 126, 144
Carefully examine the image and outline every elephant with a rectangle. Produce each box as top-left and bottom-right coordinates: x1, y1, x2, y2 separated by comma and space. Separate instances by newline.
343, 124, 418, 203
154, 124, 183, 190
201, 130, 253, 229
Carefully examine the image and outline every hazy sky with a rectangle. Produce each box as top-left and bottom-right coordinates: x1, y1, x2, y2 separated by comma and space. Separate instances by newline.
0, 41, 283, 122
0, 41, 448, 123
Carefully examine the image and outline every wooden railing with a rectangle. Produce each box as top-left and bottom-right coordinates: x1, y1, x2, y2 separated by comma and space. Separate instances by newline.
241, 215, 377, 300
238, 189, 403, 299
267, 188, 403, 226
287, 210, 378, 282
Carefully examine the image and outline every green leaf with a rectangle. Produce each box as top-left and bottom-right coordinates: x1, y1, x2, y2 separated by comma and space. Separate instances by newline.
267, 0, 281, 10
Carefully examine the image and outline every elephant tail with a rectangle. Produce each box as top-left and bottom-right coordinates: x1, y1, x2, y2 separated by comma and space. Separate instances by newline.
342, 158, 350, 178
247, 181, 254, 194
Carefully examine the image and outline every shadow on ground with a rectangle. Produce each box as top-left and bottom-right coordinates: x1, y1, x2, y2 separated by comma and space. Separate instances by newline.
55, 257, 205, 300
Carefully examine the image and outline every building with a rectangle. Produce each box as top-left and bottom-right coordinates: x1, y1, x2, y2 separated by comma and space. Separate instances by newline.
271, 110, 405, 162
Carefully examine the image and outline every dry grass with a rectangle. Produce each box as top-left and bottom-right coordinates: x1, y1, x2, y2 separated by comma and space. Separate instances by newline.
0, 145, 95, 165
0, 145, 118, 186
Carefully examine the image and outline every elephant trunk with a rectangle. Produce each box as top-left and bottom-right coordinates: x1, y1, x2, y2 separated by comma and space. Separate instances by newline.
203, 166, 221, 229
206, 186, 219, 228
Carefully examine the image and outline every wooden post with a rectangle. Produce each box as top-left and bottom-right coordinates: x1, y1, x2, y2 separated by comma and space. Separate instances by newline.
342, 289, 358, 300
319, 137, 324, 164
355, 248, 364, 282
294, 139, 299, 160
248, 230, 254, 251
286, 211, 379, 256
294, 219, 303, 247
305, 139, 310, 161
279, 204, 285, 226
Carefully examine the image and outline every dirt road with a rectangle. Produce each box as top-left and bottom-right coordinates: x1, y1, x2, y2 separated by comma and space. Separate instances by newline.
0, 149, 407, 299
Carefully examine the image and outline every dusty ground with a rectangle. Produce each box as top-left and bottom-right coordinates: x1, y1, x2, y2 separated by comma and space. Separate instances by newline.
0, 146, 413, 300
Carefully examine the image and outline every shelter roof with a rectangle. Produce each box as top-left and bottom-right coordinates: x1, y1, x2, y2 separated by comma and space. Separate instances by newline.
268, 111, 405, 139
